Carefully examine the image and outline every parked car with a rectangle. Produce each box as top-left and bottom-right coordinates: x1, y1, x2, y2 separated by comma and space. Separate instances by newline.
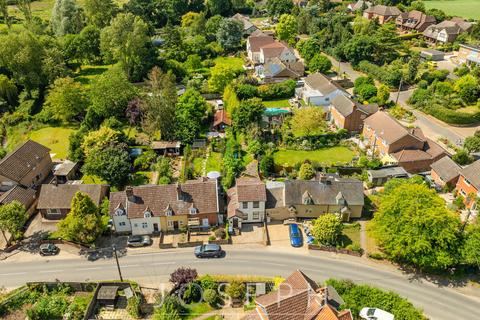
127, 235, 152, 247
195, 244, 223, 258
359, 308, 394, 320
39, 243, 59, 256
289, 224, 303, 247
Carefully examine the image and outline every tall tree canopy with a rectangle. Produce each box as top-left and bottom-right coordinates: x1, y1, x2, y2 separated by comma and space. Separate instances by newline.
206, 0, 233, 17
266, 0, 293, 17
84, 0, 118, 28
276, 14, 297, 44
0, 201, 28, 244
51, 0, 84, 36
43, 77, 89, 123
216, 19, 242, 50
175, 89, 208, 144
288, 107, 326, 137
232, 98, 264, 132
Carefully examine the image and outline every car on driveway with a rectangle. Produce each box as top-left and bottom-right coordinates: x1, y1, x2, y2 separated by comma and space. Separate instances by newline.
289, 224, 303, 247
195, 244, 223, 258
127, 235, 152, 247
39, 243, 59, 256
359, 307, 394, 320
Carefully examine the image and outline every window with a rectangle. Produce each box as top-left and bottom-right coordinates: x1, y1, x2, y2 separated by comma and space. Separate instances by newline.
165, 209, 173, 216
179, 220, 184, 226
115, 208, 126, 216
167, 221, 174, 227
464, 178, 471, 186
47, 208, 61, 215
253, 201, 259, 208
119, 222, 126, 226
142, 222, 148, 229
144, 211, 152, 218
253, 212, 260, 220
242, 202, 248, 209
460, 189, 467, 197
190, 207, 197, 215
133, 223, 138, 228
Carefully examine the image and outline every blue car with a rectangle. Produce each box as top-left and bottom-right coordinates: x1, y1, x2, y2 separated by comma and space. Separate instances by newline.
289, 224, 303, 247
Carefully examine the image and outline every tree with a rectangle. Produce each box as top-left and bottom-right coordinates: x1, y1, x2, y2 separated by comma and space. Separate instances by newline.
216, 19, 242, 50
73, 25, 102, 64
354, 76, 377, 102
308, 54, 332, 74
82, 143, 131, 187
0, 75, 18, 107
464, 132, 480, 153
43, 77, 88, 123
452, 149, 474, 166
276, 14, 297, 45
205, 15, 224, 39
124, 0, 168, 28
57, 192, 103, 244
141, 67, 178, 139
203, 288, 217, 306
84, 0, 118, 28
454, 74, 480, 105
342, 35, 377, 66
206, 0, 232, 16
208, 65, 237, 93
266, 0, 293, 17
289, 107, 326, 137
100, 13, 152, 80
376, 84, 391, 106
260, 154, 275, 177
462, 224, 480, 269
298, 162, 315, 180
81, 126, 123, 157
311, 214, 343, 246
51, 0, 84, 36
153, 295, 183, 320
232, 98, 264, 132
372, 183, 461, 270
17, 0, 32, 23
175, 89, 208, 143
170, 267, 198, 290
0, 201, 28, 244
0, 0, 11, 28
89, 67, 138, 120
226, 281, 245, 299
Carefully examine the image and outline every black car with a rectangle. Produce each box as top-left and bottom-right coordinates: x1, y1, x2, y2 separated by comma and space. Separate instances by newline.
127, 235, 152, 247
39, 243, 60, 256
194, 244, 223, 258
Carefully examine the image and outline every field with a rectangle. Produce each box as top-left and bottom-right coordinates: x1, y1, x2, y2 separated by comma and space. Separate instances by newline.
26, 127, 75, 159
263, 99, 290, 108
274, 146, 355, 167
213, 56, 244, 72
424, 0, 480, 19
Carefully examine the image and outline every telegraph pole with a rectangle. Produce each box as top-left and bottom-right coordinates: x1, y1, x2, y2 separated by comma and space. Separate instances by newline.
395, 76, 404, 105
112, 244, 123, 282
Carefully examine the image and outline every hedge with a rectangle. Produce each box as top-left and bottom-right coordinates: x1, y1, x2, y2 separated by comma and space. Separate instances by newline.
235, 80, 296, 100
422, 105, 480, 125
283, 129, 349, 150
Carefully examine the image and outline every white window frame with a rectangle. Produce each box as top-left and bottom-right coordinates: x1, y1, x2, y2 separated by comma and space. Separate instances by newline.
142, 222, 148, 229
252, 212, 260, 220
119, 221, 126, 226
167, 220, 174, 228
47, 208, 62, 215
253, 201, 260, 208
242, 202, 248, 209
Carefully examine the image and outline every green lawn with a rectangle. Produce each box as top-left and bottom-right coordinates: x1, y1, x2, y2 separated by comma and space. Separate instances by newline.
130, 171, 153, 186
184, 302, 214, 320
424, 0, 480, 19
206, 152, 222, 173
274, 147, 355, 168
82, 175, 107, 184
213, 56, 244, 72
193, 156, 204, 176
263, 99, 290, 108
28, 127, 76, 159
74, 65, 113, 87
340, 223, 361, 248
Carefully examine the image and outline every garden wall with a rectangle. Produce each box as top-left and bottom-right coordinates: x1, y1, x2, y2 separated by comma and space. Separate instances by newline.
308, 244, 362, 257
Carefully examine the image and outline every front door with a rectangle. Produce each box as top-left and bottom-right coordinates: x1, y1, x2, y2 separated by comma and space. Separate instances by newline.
173, 221, 179, 230
153, 223, 159, 232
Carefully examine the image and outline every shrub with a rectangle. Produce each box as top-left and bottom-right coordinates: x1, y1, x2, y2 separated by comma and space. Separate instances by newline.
203, 288, 218, 306
182, 282, 201, 304
133, 150, 157, 170
226, 281, 245, 300
209, 235, 216, 241
126, 295, 142, 319
299, 162, 315, 180
345, 243, 363, 254
170, 268, 198, 290
368, 252, 387, 260
26, 294, 69, 320
257, 80, 296, 100
214, 228, 226, 239
199, 275, 218, 290
311, 214, 343, 246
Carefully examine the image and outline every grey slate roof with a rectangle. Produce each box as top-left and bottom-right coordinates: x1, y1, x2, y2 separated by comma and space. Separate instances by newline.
460, 160, 480, 190
331, 95, 378, 117
367, 166, 408, 179
37, 184, 109, 209
430, 156, 461, 183
0, 185, 37, 208
304, 73, 339, 95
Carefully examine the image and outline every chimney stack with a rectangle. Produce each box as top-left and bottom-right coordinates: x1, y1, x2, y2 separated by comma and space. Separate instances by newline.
125, 186, 135, 202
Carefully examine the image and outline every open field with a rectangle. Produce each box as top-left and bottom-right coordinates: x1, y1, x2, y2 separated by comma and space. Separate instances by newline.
274, 146, 355, 167
424, 1, 480, 19
263, 99, 290, 108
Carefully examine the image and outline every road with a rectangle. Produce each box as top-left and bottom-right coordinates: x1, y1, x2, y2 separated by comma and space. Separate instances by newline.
1, 248, 479, 320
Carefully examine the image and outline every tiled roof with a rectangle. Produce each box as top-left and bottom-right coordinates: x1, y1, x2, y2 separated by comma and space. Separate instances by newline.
0, 140, 50, 183
431, 156, 461, 183
0, 185, 36, 208
232, 13, 257, 31
317, 305, 353, 320
261, 42, 292, 59
109, 179, 219, 219
365, 5, 401, 16
364, 112, 422, 145
213, 109, 232, 127
37, 184, 109, 209
53, 161, 77, 176
331, 96, 378, 118
460, 160, 480, 190
151, 141, 181, 149
227, 177, 266, 219
248, 34, 275, 53
304, 73, 339, 95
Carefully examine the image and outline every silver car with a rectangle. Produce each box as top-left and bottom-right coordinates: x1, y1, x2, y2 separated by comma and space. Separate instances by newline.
127, 235, 152, 247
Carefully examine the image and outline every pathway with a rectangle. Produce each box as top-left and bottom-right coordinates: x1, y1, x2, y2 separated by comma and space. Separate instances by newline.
358, 220, 368, 258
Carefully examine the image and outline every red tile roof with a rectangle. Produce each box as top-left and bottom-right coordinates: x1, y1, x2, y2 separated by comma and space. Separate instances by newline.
213, 109, 232, 127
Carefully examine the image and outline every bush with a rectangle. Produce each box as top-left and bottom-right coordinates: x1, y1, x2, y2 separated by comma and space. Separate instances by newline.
203, 288, 218, 306
133, 150, 157, 170
182, 282, 201, 304
214, 228, 226, 239
26, 294, 69, 320
368, 252, 387, 260
199, 275, 218, 290
126, 295, 142, 319
345, 243, 363, 254
226, 281, 245, 300
209, 235, 216, 241
299, 162, 315, 180
257, 80, 296, 100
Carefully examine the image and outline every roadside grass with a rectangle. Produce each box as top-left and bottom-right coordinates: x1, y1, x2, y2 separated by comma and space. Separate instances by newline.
455, 105, 479, 114
273, 147, 355, 168
340, 223, 361, 248
213, 56, 244, 73
184, 302, 214, 320
424, 0, 480, 19
263, 99, 290, 108
366, 221, 382, 255
206, 152, 222, 173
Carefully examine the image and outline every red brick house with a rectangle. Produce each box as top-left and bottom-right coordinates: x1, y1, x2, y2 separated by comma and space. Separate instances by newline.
330, 95, 378, 133
455, 160, 480, 208
430, 156, 461, 189
363, 5, 402, 24
396, 10, 436, 32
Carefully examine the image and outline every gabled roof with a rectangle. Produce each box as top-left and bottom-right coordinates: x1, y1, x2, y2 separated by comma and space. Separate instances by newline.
431, 156, 461, 183
460, 160, 480, 190
331, 95, 378, 117
365, 5, 402, 16
213, 109, 231, 127
304, 73, 339, 95
247, 34, 275, 53
0, 140, 51, 183
37, 184, 108, 209
364, 112, 425, 145
151, 141, 181, 149
232, 13, 257, 32
0, 185, 36, 208
261, 41, 292, 59
227, 177, 266, 218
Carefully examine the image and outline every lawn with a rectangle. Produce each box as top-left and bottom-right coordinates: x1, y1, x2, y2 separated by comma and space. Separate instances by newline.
82, 175, 107, 184
424, 0, 480, 19
193, 156, 205, 176
74, 65, 113, 87
213, 56, 244, 73
206, 152, 223, 173
28, 127, 76, 159
263, 99, 290, 108
340, 223, 361, 248
273, 146, 355, 167
184, 302, 214, 320
456, 105, 479, 114
130, 171, 153, 186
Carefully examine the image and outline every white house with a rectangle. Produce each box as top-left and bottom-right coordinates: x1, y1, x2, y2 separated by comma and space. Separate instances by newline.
258, 42, 297, 64
227, 177, 267, 229
298, 73, 350, 111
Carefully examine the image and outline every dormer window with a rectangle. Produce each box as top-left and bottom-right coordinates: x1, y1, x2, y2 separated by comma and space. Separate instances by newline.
144, 209, 152, 218
302, 191, 313, 205
165, 204, 173, 216
190, 207, 198, 215
115, 208, 126, 216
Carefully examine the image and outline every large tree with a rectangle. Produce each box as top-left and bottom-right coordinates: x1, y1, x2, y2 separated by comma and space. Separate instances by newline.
0, 201, 28, 245
372, 182, 461, 270
266, 0, 293, 17
276, 14, 297, 45
84, 0, 118, 28
0, 75, 18, 107
232, 98, 264, 133
288, 107, 326, 137
141, 67, 178, 140
57, 192, 104, 244
175, 89, 208, 144
0, 0, 11, 28
44, 77, 89, 123
308, 54, 332, 74
206, 0, 232, 17
100, 12, 152, 80
216, 19, 242, 50
81, 126, 123, 157
208, 64, 237, 93
311, 213, 343, 246
462, 224, 480, 269
51, 0, 84, 36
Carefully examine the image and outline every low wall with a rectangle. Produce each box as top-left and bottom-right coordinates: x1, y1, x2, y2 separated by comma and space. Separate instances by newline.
308, 244, 362, 257
177, 241, 203, 248
208, 239, 231, 245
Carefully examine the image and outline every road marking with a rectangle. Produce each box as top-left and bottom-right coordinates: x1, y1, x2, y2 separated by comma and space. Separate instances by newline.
150, 262, 176, 266
122, 264, 140, 268
263, 262, 286, 267
76, 267, 101, 271
0, 272, 27, 276
39, 269, 64, 274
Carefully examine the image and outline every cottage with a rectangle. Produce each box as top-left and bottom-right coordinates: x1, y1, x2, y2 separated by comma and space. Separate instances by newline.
430, 156, 461, 189
458, 44, 480, 67
213, 109, 232, 132
455, 160, 480, 208
330, 95, 378, 133
256, 57, 304, 82
231, 13, 258, 36
109, 178, 221, 235
423, 18, 472, 44
0, 140, 52, 191
266, 175, 364, 221
151, 141, 182, 156
396, 10, 436, 32
37, 184, 109, 220
227, 177, 267, 228
299, 73, 349, 110
242, 270, 353, 320
246, 32, 296, 65
0, 185, 37, 214
363, 5, 402, 24
367, 166, 409, 187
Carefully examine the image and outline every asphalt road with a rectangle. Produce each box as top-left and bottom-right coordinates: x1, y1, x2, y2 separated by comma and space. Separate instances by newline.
1, 248, 479, 319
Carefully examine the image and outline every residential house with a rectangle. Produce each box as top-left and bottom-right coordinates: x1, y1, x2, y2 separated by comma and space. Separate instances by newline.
232, 13, 258, 36
256, 57, 304, 82
423, 18, 472, 44
348, 0, 372, 12
247, 33, 275, 64
109, 178, 221, 235
52, 160, 78, 184
247, 32, 296, 65
367, 166, 409, 187
151, 141, 182, 156
243, 270, 353, 320
458, 44, 480, 67
363, 112, 448, 173
0, 185, 37, 215
329, 95, 378, 133
213, 109, 232, 132
420, 49, 446, 61
0, 140, 52, 191
266, 175, 364, 221
298, 73, 350, 110
37, 184, 109, 220
430, 156, 461, 189
363, 5, 402, 24
455, 160, 480, 208
396, 10, 436, 32
227, 177, 267, 228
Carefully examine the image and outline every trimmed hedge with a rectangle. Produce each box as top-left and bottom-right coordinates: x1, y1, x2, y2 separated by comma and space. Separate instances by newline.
423, 105, 480, 125
235, 80, 296, 100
